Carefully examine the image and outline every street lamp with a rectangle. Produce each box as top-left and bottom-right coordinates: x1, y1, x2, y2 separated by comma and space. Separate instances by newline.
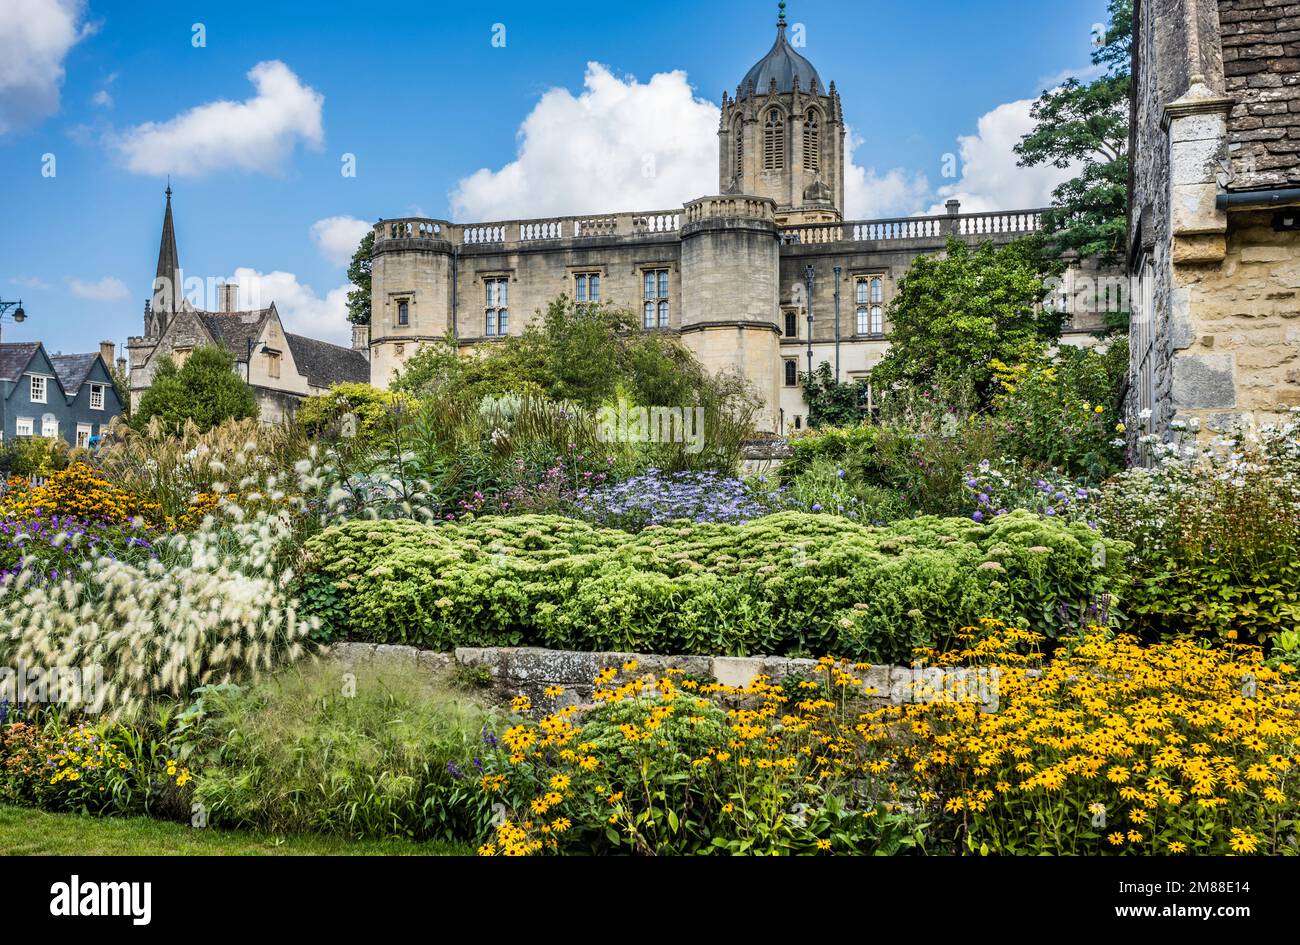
0, 298, 27, 343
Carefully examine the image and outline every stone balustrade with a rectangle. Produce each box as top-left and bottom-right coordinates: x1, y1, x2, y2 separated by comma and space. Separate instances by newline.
780, 208, 1046, 245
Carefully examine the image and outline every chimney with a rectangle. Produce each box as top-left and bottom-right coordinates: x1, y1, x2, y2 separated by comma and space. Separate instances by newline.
116, 355, 127, 374
219, 282, 239, 313
99, 341, 115, 365
352, 322, 370, 358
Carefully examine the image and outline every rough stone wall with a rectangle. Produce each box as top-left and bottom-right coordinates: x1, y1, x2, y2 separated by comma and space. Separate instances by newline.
1220, 0, 1300, 189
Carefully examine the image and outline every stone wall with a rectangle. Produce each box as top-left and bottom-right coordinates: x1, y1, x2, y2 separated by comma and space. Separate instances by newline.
1220, 0, 1300, 190
324, 641, 1000, 711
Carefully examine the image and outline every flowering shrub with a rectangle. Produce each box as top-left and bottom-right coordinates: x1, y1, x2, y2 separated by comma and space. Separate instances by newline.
0, 514, 155, 584
573, 469, 773, 530
303, 511, 1130, 660
1100, 419, 1300, 647
860, 619, 1300, 855
961, 459, 1099, 524
476, 660, 922, 855
0, 464, 163, 526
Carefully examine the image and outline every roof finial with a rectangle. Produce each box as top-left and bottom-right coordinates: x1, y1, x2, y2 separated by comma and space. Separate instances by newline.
778, 1, 787, 28
165, 174, 172, 199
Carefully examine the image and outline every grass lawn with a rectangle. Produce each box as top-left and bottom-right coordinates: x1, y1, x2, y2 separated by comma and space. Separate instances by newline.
0, 805, 471, 856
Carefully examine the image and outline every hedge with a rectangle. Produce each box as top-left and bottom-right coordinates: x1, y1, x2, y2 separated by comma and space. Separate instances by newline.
301, 511, 1131, 662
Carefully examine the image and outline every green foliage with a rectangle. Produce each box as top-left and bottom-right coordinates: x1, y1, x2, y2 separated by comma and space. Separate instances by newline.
800, 361, 870, 428
868, 238, 1058, 405
173, 663, 497, 841
990, 339, 1129, 482
1100, 429, 1300, 648
296, 382, 413, 447
132, 346, 257, 434
1015, 0, 1131, 262
0, 435, 71, 478
346, 230, 374, 326
303, 511, 1131, 663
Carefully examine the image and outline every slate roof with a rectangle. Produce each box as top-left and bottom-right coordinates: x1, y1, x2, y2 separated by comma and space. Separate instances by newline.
196, 309, 273, 355
739, 21, 822, 97
285, 332, 370, 389
49, 353, 100, 393
0, 343, 40, 383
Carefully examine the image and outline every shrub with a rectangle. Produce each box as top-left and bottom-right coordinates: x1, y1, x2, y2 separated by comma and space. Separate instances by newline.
476, 662, 922, 855
0, 436, 71, 479
1100, 422, 1300, 647
132, 346, 257, 433
960, 459, 1100, 524
174, 662, 497, 841
861, 619, 1300, 855
302, 511, 1130, 661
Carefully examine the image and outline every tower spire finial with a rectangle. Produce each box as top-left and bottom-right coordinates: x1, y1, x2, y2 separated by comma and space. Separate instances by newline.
778, 1, 786, 28
165, 174, 172, 199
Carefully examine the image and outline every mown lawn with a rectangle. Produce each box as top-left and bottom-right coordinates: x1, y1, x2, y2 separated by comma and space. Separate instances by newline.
0, 805, 471, 856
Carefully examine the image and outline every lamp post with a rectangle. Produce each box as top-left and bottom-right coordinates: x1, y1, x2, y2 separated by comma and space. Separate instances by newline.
0, 298, 27, 343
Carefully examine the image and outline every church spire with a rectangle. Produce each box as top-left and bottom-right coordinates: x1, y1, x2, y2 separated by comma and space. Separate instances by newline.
152, 182, 181, 321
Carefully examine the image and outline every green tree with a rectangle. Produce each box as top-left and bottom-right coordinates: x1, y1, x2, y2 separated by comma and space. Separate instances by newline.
868, 237, 1057, 405
1015, 0, 1132, 263
132, 346, 257, 433
297, 382, 413, 442
346, 230, 374, 326
800, 361, 870, 428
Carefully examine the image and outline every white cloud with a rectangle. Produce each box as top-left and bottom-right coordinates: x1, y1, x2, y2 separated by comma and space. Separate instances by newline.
113, 60, 324, 177
10, 276, 50, 290
843, 128, 929, 219
310, 216, 371, 267
926, 97, 1076, 215
91, 88, 112, 108
0, 0, 93, 136
231, 268, 351, 345
450, 63, 719, 221
67, 276, 129, 301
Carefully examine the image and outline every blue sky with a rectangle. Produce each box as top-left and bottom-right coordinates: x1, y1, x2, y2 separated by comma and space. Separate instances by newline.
0, 0, 1110, 354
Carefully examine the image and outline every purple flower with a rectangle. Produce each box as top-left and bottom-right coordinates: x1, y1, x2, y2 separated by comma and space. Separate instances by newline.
971, 510, 984, 522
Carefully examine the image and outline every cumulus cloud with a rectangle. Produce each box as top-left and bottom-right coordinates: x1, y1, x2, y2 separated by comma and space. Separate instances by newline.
0, 0, 93, 136
310, 216, 372, 267
113, 60, 324, 176
67, 276, 129, 301
843, 129, 929, 219
450, 63, 719, 221
231, 268, 351, 345
10, 276, 50, 291
926, 97, 1076, 215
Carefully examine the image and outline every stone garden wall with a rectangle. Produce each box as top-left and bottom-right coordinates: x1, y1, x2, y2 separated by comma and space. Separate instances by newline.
325, 641, 1001, 710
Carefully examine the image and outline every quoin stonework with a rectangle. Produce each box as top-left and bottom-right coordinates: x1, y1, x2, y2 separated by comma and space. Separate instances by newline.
1130, 0, 1300, 441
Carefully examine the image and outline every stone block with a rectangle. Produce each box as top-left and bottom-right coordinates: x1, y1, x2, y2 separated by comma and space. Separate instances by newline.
711, 656, 767, 689
1172, 353, 1238, 408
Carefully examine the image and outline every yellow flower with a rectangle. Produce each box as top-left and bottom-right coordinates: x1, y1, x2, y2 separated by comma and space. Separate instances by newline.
815, 839, 831, 851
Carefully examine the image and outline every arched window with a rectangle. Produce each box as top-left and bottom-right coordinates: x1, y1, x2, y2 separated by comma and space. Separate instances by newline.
784, 359, 797, 386
803, 112, 820, 171
763, 110, 785, 171
734, 120, 744, 181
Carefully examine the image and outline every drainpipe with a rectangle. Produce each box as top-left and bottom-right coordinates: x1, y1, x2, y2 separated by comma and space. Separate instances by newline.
832, 265, 841, 381
451, 244, 459, 342
803, 265, 815, 380
1215, 188, 1300, 210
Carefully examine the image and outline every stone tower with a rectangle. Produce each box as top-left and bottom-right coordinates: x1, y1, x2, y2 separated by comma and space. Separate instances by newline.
718, 3, 845, 224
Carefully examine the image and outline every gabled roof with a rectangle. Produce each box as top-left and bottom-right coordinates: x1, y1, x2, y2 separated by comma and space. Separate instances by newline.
285, 332, 370, 389
196, 308, 274, 356
49, 353, 101, 393
0, 343, 41, 383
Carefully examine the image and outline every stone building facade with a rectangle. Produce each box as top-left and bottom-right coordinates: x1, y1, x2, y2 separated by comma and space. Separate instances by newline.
127, 187, 370, 422
368, 12, 1110, 434
1129, 0, 1300, 441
